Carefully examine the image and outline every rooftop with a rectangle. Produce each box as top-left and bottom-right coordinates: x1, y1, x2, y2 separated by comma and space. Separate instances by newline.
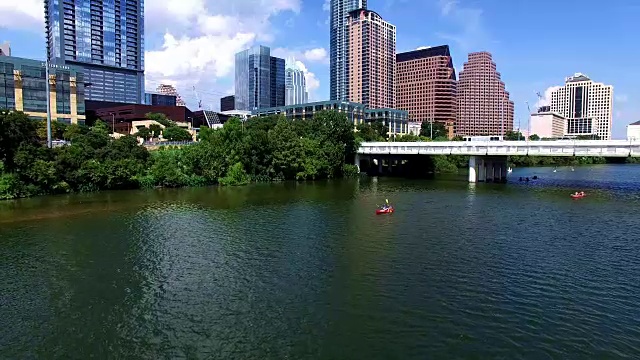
629, 120, 640, 126
396, 45, 451, 62
566, 73, 591, 83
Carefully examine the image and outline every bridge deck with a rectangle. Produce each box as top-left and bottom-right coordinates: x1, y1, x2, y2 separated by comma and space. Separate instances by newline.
358, 140, 640, 157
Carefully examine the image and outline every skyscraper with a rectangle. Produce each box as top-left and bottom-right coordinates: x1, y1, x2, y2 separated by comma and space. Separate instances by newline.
45, 0, 145, 104
550, 73, 613, 139
156, 84, 185, 106
330, 0, 367, 101
347, 8, 396, 109
285, 64, 308, 106
234, 45, 285, 110
396, 45, 456, 124
456, 52, 514, 136
220, 95, 235, 112
0, 42, 11, 57
270, 57, 285, 108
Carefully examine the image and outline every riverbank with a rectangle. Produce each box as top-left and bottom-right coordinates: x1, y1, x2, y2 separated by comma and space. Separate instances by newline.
0, 110, 359, 200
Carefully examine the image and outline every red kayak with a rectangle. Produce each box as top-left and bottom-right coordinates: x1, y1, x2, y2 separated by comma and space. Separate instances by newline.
376, 207, 394, 215
570, 193, 586, 199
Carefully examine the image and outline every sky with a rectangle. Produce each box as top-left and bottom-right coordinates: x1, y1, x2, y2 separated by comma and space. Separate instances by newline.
0, 0, 638, 138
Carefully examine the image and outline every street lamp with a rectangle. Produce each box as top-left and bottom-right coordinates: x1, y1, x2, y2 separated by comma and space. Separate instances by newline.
525, 101, 531, 143
110, 112, 115, 133
45, 61, 52, 148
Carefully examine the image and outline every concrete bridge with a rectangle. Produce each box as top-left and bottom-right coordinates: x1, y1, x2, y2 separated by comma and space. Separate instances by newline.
356, 140, 640, 183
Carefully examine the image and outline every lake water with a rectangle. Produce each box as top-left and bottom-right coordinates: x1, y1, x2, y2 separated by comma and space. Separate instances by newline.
1, 164, 640, 359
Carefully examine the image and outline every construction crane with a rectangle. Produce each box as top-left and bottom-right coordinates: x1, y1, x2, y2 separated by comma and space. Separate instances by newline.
193, 85, 213, 128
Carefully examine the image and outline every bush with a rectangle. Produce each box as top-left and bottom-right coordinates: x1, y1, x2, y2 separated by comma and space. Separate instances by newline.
342, 164, 361, 178
0, 173, 25, 200
162, 126, 191, 141
219, 162, 250, 186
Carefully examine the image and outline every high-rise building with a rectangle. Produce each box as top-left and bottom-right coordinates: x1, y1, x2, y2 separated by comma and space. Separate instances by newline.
285, 64, 308, 106
456, 52, 514, 136
550, 73, 613, 139
0, 42, 11, 57
45, 0, 145, 104
330, 0, 367, 101
220, 95, 235, 112
347, 8, 396, 109
396, 45, 456, 125
270, 57, 285, 108
0, 56, 86, 124
234, 45, 285, 111
156, 84, 185, 106
145, 92, 176, 106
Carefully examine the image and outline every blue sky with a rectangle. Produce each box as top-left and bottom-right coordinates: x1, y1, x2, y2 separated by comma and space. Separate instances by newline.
0, 0, 638, 138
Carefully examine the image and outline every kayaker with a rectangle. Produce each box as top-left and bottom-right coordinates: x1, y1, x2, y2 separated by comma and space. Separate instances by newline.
382, 199, 390, 210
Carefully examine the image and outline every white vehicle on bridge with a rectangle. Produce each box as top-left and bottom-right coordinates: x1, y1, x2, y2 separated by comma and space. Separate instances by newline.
462, 135, 503, 142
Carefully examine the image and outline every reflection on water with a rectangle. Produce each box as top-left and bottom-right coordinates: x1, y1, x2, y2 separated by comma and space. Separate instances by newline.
1, 165, 640, 358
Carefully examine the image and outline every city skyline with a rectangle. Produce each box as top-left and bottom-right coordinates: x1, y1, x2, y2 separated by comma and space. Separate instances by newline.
0, 0, 638, 138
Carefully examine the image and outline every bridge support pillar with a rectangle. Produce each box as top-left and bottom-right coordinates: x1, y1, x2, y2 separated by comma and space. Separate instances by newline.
378, 159, 383, 174
468, 156, 477, 183
486, 161, 494, 182
500, 163, 508, 183
354, 153, 360, 173
478, 158, 486, 182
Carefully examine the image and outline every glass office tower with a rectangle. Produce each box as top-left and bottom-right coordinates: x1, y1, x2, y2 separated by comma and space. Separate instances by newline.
234, 45, 285, 111
45, 0, 145, 104
330, 0, 367, 101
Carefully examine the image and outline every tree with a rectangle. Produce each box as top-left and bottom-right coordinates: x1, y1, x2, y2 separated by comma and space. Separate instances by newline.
504, 130, 524, 141
148, 124, 162, 138
420, 121, 448, 139
529, 134, 540, 141
145, 112, 175, 127
576, 134, 600, 140
135, 127, 152, 140
219, 162, 250, 186
356, 122, 384, 142
0, 110, 40, 171
162, 126, 191, 141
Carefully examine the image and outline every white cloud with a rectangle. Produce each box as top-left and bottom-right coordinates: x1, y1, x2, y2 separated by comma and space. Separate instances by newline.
294, 60, 320, 100
303, 48, 329, 63
616, 94, 629, 103
436, 0, 488, 51
0, 0, 304, 110
322, 0, 330, 11
272, 47, 329, 64
143, 0, 301, 109
0, 0, 45, 30
535, 86, 561, 108
439, 0, 459, 15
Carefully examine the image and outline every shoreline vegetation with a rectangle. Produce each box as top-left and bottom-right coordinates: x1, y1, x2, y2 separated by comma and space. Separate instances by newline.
0, 110, 637, 200
0, 109, 359, 200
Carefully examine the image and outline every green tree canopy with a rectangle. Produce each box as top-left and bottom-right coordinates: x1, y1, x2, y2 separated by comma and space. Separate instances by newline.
146, 112, 175, 127
504, 130, 524, 141
162, 126, 192, 141
420, 121, 448, 139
